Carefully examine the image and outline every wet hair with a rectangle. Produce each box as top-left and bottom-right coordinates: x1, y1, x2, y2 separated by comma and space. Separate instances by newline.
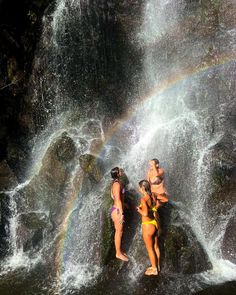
151, 158, 159, 166
119, 168, 124, 174
111, 167, 120, 179
139, 180, 152, 197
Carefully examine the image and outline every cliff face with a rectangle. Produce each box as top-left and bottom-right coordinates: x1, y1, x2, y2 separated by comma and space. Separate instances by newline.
0, 0, 145, 180
0, 0, 53, 178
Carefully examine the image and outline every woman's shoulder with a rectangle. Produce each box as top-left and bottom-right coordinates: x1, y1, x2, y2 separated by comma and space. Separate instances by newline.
112, 180, 120, 187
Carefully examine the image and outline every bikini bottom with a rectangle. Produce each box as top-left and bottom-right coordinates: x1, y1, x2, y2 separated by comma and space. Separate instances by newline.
142, 219, 158, 230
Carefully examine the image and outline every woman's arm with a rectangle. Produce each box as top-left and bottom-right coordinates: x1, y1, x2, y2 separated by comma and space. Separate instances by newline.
157, 194, 168, 203
156, 168, 164, 178
137, 198, 148, 217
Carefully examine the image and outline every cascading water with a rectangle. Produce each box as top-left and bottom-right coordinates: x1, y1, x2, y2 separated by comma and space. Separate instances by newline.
1, 0, 236, 294
132, 0, 236, 285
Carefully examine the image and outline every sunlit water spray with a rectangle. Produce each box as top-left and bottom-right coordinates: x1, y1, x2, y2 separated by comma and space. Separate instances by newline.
1, 0, 236, 293
120, 0, 236, 285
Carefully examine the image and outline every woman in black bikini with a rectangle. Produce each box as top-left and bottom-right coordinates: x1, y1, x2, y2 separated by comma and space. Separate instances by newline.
110, 167, 129, 261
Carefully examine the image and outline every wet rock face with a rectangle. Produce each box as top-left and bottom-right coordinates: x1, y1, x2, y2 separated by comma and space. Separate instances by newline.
0, 193, 11, 258
29, 0, 146, 133
20, 133, 77, 225
0, 0, 52, 166
194, 281, 236, 295
163, 224, 211, 274
79, 154, 104, 183
222, 216, 236, 264
159, 204, 211, 274
17, 212, 49, 253
203, 133, 236, 240
0, 160, 18, 191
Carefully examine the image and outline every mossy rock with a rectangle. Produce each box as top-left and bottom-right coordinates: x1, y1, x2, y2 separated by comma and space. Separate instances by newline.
19, 212, 48, 230
54, 132, 76, 163
79, 154, 103, 183
20, 133, 77, 226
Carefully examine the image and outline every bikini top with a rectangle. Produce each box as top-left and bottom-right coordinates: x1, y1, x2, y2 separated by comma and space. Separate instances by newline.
111, 179, 125, 200
140, 194, 156, 215
149, 175, 163, 185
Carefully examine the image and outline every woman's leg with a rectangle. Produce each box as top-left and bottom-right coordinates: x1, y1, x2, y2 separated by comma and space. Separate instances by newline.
154, 234, 160, 272
112, 210, 128, 261
142, 224, 157, 272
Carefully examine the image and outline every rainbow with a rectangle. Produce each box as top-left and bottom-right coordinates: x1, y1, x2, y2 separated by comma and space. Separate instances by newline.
54, 49, 236, 292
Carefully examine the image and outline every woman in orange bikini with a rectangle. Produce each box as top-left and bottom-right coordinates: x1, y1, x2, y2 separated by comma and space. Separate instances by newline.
137, 180, 160, 275
110, 167, 129, 262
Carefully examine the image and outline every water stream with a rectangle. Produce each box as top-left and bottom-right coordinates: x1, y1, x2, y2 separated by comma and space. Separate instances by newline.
0, 0, 236, 294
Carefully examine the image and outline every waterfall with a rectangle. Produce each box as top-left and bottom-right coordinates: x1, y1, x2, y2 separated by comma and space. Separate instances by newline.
1, 0, 235, 294
122, 0, 236, 285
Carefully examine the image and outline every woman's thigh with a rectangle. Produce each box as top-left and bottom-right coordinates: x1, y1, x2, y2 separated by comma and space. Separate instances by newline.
142, 224, 156, 245
112, 210, 123, 231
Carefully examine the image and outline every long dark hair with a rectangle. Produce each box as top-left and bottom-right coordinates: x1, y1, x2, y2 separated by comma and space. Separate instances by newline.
139, 180, 157, 208
111, 167, 120, 180
139, 180, 152, 197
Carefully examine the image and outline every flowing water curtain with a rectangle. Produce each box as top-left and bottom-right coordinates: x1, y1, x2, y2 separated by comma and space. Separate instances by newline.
121, 0, 236, 284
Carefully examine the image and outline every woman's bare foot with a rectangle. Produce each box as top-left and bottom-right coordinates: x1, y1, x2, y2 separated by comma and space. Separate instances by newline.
144, 267, 158, 276
122, 252, 128, 258
116, 253, 129, 261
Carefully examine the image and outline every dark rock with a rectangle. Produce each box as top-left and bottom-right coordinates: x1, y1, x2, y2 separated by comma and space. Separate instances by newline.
204, 133, 236, 235
54, 132, 77, 163
19, 212, 48, 230
222, 216, 236, 264
194, 281, 236, 295
0, 160, 18, 191
16, 212, 49, 253
79, 154, 104, 183
6, 142, 29, 181
18, 133, 77, 229
160, 204, 211, 274
0, 193, 11, 258
0, 0, 52, 163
